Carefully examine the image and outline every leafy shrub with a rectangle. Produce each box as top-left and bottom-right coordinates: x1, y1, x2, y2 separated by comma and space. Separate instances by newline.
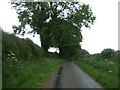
75, 49, 118, 88
2, 31, 44, 61
101, 48, 115, 59
2, 31, 65, 88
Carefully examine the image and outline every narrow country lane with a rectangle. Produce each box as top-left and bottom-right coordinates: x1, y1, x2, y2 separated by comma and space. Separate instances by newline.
45, 62, 104, 89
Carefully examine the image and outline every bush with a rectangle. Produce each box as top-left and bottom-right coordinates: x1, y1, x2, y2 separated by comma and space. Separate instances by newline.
101, 48, 115, 59
2, 31, 44, 61
75, 50, 118, 88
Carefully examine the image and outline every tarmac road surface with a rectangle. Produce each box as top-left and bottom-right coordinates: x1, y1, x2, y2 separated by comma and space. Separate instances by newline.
45, 62, 104, 89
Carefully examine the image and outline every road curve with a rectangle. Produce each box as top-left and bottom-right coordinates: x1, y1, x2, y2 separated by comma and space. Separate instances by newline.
45, 62, 104, 88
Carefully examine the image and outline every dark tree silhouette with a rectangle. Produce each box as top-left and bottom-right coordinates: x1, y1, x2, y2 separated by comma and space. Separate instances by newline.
11, 2, 95, 58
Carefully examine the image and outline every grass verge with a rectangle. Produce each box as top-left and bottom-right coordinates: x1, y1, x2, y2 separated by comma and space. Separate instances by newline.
74, 57, 118, 88
3, 58, 65, 88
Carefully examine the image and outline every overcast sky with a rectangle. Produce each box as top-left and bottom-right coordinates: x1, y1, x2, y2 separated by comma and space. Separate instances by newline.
0, 0, 119, 54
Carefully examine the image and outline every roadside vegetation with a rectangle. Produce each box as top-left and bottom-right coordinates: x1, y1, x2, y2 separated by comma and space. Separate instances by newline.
2, 1, 96, 88
2, 31, 118, 88
2, 1, 118, 89
2, 31, 65, 88
74, 49, 119, 88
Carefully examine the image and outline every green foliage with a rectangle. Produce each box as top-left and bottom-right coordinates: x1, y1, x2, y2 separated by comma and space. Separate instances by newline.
2, 31, 65, 88
101, 48, 116, 59
70, 48, 89, 61
2, 31, 44, 61
78, 49, 89, 58
45, 19, 83, 58
11, 2, 96, 58
3, 58, 64, 88
74, 50, 118, 88
75, 62, 118, 88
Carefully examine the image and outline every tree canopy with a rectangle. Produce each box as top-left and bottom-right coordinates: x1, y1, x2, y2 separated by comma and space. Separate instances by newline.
101, 48, 115, 59
11, 2, 96, 58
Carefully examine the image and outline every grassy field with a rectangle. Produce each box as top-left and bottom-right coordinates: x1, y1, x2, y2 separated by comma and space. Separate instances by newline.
74, 54, 118, 88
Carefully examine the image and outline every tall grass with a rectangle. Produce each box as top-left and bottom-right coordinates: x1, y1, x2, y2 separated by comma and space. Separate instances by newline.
3, 58, 64, 88
2, 31, 44, 61
74, 54, 118, 88
2, 31, 65, 88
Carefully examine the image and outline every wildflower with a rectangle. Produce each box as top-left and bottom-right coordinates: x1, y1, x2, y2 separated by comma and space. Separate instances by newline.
13, 57, 16, 59
105, 59, 108, 61
11, 52, 15, 55
36, 82, 40, 87
10, 65, 12, 67
8, 54, 10, 56
109, 61, 114, 64
11, 57, 14, 59
14, 59, 17, 62
109, 70, 112, 73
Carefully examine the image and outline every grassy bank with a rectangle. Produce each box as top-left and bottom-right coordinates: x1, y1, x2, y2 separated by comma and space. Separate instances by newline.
2, 31, 44, 61
2, 31, 65, 88
74, 54, 118, 88
3, 57, 64, 88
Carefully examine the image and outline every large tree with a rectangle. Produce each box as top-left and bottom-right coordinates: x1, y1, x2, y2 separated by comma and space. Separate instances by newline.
11, 2, 95, 58
45, 18, 83, 58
